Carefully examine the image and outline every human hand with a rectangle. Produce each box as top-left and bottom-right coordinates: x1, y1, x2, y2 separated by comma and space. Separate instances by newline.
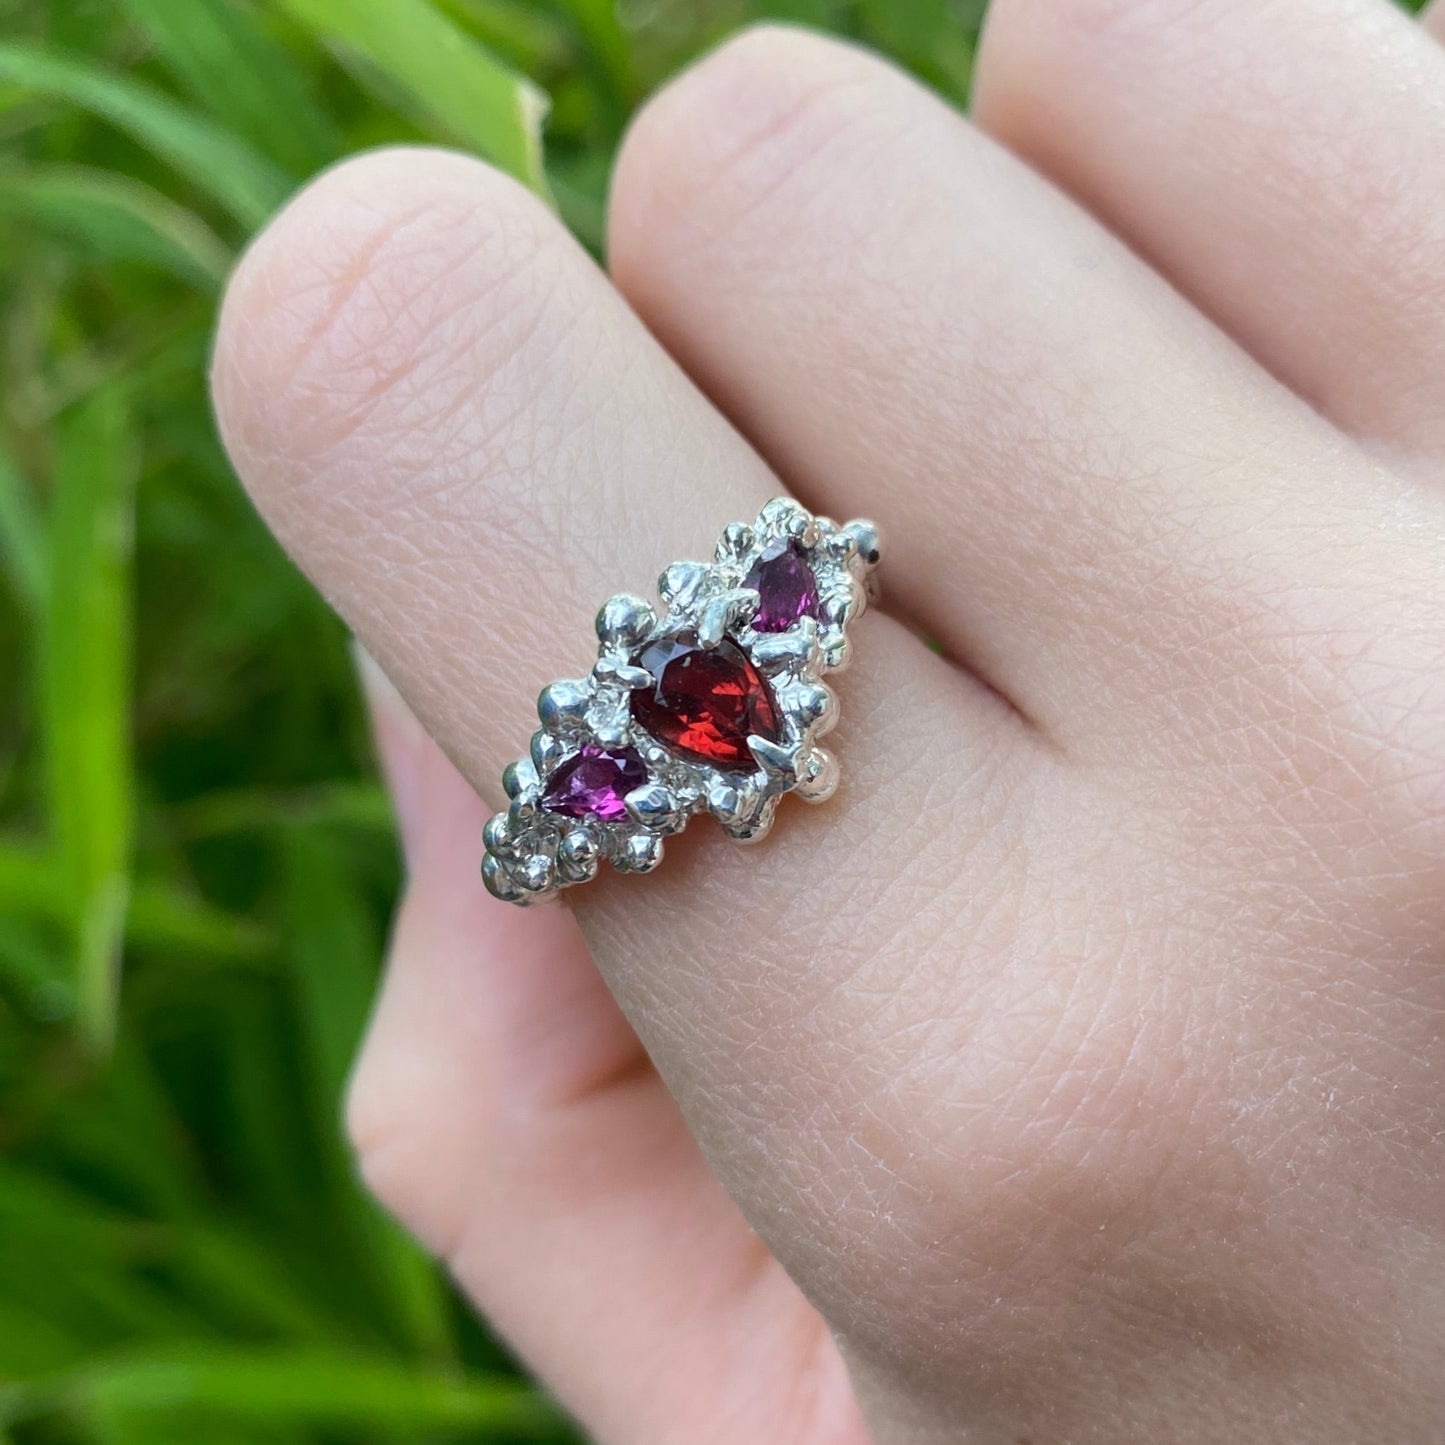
212, 3, 1445, 1440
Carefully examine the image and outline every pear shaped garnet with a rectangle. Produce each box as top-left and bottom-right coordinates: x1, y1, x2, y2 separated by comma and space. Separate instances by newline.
744, 538, 820, 633
630, 633, 780, 770
541, 745, 647, 822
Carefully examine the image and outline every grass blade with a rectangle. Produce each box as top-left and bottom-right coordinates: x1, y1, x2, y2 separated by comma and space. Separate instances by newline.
0, 41, 291, 230
857, 0, 974, 97
554, 0, 635, 112
2, 1349, 570, 1436
115, 0, 341, 177
0, 838, 274, 963
0, 436, 45, 617
0, 921, 69, 1022
435, 0, 573, 75
41, 389, 137, 1055
123, 883, 275, 962
0, 165, 232, 290
280, 826, 455, 1359
272, 0, 550, 194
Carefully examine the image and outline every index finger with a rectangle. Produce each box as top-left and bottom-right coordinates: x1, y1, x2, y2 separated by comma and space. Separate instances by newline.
211, 145, 1031, 1330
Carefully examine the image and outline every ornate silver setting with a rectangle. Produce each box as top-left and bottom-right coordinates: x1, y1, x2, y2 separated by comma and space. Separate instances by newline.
481, 498, 882, 905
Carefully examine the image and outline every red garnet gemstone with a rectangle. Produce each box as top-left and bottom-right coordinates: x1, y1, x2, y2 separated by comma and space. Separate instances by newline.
630, 633, 780, 770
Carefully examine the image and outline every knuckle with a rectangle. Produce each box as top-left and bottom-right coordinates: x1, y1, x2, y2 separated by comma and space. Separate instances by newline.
213, 145, 563, 501
341, 1043, 396, 1187
612, 25, 899, 268
1234, 581, 1445, 898
810, 921, 1254, 1379
977, 0, 1270, 122
342, 916, 471, 1258
345, 1057, 470, 1263
988, 0, 1258, 48
346, 1093, 423, 1241
343, 1035, 431, 1231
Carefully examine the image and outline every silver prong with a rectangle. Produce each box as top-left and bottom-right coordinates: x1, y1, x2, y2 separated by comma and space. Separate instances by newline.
594, 658, 654, 690
727, 586, 761, 623
697, 595, 732, 648
750, 618, 820, 673
747, 735, 798, 784
586, 695, 631, 747
530, 730, 565, 776
791, 682, 837, 730
757, 497, 809, 542
715, 521, 753, 561
749, 634, 807, 670
700, 587, 762, 646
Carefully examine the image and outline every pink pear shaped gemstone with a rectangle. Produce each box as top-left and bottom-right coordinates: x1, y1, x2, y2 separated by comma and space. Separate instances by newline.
744, 538, 820, 633
541, 745, 647, 822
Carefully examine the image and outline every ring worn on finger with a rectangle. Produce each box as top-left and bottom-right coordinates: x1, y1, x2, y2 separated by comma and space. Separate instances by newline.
482, 498, 882, 904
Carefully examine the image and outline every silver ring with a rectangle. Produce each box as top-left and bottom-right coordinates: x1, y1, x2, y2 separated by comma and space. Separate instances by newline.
481, 498, 882, 904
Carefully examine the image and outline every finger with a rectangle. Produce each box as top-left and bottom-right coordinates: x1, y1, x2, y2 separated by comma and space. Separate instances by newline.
212, 146, 975, 779
608, 27, 1367, 750
1426, 0, 1445, 44
974, 0, 1445, 454
352, 657, 864, 1444
212, 146, 1039, 1382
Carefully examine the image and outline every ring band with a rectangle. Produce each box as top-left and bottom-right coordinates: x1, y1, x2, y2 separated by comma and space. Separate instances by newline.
481, 498, 882, 904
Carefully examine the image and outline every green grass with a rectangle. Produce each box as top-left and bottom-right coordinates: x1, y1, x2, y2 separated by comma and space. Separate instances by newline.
0, 0, 978, 1439
3, 0, 1429, 1438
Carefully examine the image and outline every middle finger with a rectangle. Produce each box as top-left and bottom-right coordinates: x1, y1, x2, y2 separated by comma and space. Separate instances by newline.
609, 28, 1390, 756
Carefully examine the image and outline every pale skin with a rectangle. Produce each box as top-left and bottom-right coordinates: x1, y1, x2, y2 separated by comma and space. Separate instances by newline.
211, 2, 1445, 1439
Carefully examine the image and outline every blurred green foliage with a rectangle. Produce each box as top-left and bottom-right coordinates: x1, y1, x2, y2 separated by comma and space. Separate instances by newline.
0, 0, 983, 1438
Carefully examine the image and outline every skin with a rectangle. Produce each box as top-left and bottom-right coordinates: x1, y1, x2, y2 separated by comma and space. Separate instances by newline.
211, 2, 1445, 1440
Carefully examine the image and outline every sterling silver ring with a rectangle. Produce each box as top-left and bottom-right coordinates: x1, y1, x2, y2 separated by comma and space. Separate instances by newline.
481, 498, 882, 905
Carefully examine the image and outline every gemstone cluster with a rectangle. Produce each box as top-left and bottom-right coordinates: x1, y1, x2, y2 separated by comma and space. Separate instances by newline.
482, 498, 881, 904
